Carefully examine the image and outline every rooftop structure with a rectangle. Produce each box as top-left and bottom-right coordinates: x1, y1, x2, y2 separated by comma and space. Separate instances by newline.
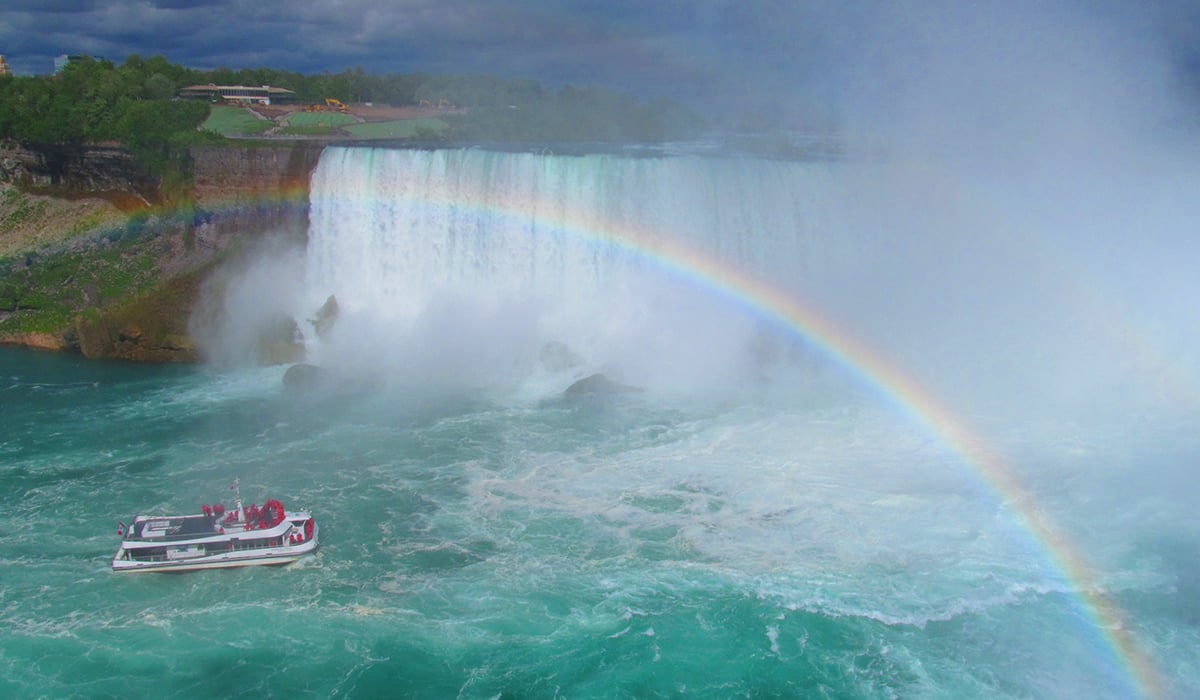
179, 83, 297, 105
54, 54, 88, 74
0, 55, 10, 76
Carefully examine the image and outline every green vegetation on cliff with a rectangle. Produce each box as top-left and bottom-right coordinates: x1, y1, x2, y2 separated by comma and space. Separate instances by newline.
0, 204, 230, 361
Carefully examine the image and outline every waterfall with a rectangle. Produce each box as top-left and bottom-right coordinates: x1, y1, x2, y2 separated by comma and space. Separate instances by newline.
302, 147, 850, 390
184, 143, 1198, 415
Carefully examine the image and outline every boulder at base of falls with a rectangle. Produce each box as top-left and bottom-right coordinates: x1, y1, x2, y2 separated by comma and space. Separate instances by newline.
282, 363, 327, 391
563, 373, 643, 397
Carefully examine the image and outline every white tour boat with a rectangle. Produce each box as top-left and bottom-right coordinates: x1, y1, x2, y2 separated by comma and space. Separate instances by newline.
112, 481, 318, 573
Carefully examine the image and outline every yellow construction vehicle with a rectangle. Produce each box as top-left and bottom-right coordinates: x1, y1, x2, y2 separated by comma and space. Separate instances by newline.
325, 98, 349, 112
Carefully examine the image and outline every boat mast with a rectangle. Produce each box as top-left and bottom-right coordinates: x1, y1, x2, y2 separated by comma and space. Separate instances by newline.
232, 477, 244, 523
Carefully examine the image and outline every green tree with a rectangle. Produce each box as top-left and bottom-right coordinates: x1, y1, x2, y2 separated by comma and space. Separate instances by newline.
144, 73, 175, 100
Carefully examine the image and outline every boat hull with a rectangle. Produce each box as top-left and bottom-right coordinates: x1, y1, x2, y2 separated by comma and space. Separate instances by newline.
113, 554, 303, 573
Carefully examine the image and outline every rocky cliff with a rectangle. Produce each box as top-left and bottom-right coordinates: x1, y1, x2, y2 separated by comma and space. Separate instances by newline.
190, 144, 322, 207
0, 142, 159, 208
0, 141, 325, 362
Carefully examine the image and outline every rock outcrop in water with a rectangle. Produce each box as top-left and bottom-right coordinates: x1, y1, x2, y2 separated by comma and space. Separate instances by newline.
563, 373, 643, 397
283, 363, 328, 391
311, 294, 339, 340
254, 313, 306, 366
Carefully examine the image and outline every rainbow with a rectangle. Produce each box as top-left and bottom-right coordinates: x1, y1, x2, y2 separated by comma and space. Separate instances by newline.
306, 147, 1164, 697
541, 206, 1161, 697
660, 240, 1165, 699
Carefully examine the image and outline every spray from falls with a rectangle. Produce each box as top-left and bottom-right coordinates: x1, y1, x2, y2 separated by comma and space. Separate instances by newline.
291, 145, 1199, 414
183, 140, 1200, 427
300, 148, 856, 395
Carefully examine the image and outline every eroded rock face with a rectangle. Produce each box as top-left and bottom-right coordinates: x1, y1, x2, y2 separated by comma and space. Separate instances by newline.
68, 308, 199, 363
0, 142, 159, 204
189, 144, 324, 208
0, 332, 66, 351
74, 312, 113, 359
37, 269, 206, 363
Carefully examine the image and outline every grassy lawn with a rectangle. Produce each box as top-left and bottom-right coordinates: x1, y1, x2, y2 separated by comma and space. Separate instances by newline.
343, 118, 447, 139
285, 111, 359, 128
197, 106, 446, 140
278, 125, 337, 136
200, 106, 273, 136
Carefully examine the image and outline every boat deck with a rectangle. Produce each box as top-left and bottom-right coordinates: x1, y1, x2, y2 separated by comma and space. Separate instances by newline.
114, 501, 318, 573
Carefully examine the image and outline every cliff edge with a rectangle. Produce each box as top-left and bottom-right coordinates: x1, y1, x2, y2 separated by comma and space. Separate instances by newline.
0, 141, 324, 362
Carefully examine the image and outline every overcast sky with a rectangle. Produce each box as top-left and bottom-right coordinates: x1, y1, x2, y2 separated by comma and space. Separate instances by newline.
2, 0, 1199, 126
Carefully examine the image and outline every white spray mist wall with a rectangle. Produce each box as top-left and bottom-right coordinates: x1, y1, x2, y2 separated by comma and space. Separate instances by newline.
190, 235, 309, 369
795, 0, 1200, 416
295, 138, 1200, 413
301, 148, 855, 393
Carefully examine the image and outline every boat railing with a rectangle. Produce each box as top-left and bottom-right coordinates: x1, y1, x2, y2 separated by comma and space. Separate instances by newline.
132, 521, 292, 543
128, 536, 290, 562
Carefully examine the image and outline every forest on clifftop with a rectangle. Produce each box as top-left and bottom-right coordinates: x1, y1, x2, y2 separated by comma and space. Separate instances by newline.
0, 55, 707, 154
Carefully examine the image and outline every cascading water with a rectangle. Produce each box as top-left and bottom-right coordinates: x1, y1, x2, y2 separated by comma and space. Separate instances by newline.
297, 145, 1182, 412
301, 147, 859, 392
306, 148, 828, 311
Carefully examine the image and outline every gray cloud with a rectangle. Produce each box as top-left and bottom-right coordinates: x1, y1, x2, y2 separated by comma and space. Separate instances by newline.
1, 0, 1197, 126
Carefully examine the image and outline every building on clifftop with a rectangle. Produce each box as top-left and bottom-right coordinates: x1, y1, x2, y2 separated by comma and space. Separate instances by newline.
0, 55, 11, 76
179, 83, 297, 105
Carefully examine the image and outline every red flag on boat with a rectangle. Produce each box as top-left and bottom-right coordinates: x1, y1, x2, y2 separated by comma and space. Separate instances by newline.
117, 521, 126, 536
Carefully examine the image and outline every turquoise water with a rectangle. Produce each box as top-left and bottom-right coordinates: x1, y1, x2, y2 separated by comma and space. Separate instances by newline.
6, 146, 1200, 698
3, 345, 1198, 699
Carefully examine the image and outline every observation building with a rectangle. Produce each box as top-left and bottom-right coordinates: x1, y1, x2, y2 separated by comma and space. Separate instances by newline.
178, 84, 297, 105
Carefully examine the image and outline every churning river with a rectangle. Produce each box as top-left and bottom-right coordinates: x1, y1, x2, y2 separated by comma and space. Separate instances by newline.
3, 147, 1198, 698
